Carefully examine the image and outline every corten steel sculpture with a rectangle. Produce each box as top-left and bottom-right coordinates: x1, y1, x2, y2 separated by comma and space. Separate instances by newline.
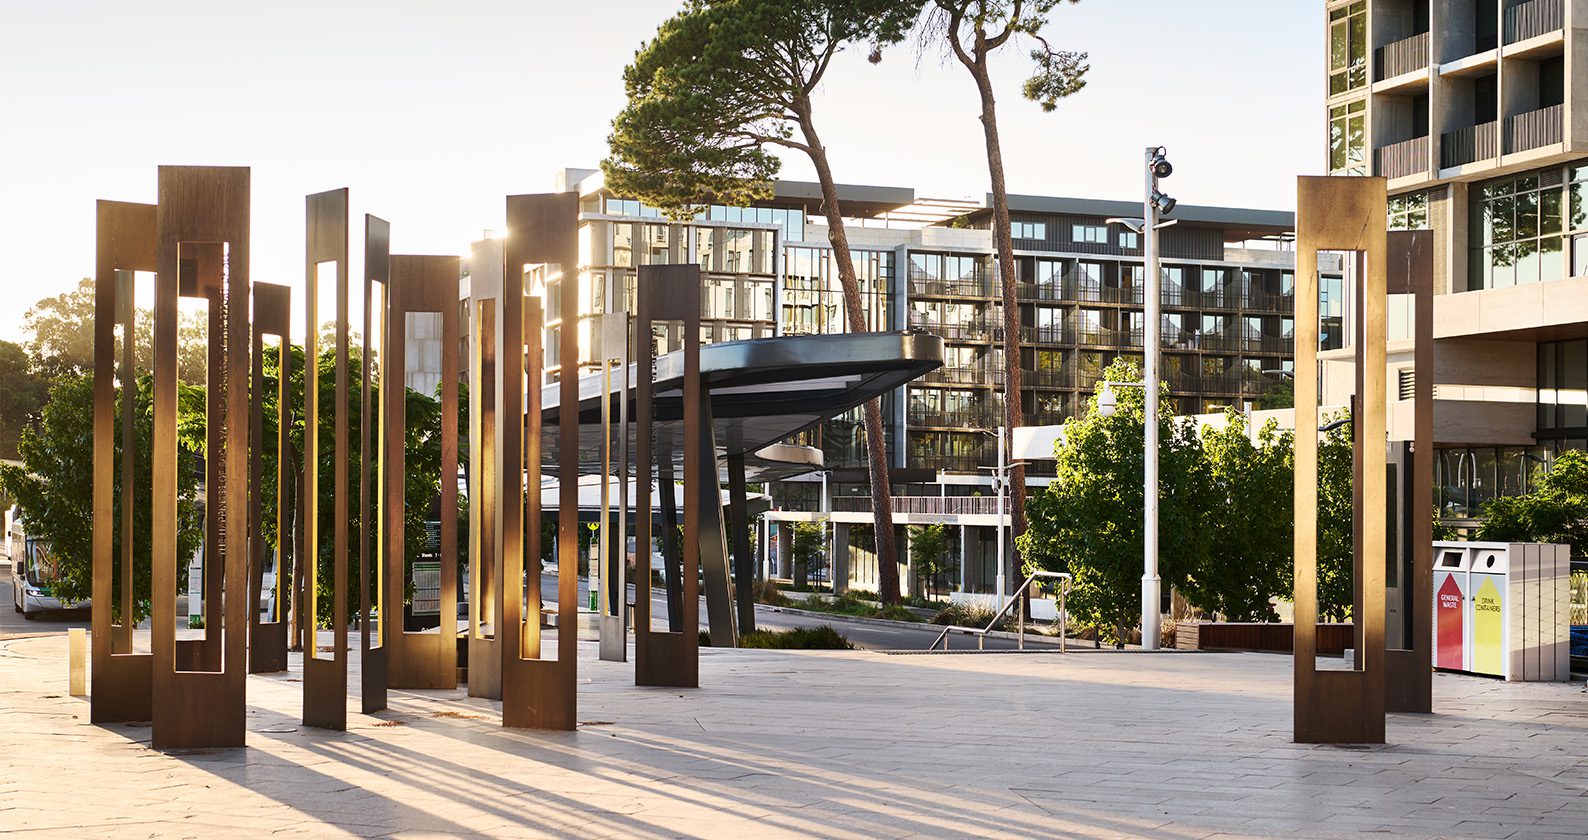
1384, 230, 1434, 714
91, 200, 157, 723
152, 165, 251, 749
466, 237, 506, 700
361, 215, 392, 712
303, 188, 351, 731
384, 255, 461, 691
248, 282, 292, 674
499, 192, 579, 729
595, 312, 631, 663
634, 263, 705, 687
1293, 175, 1388, 744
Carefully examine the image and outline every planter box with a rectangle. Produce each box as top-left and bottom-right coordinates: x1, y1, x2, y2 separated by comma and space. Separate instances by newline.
1175, 621, 1353, 655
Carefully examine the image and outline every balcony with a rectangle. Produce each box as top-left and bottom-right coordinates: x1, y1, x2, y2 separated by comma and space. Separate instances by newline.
919, 366, 1002, 387
907, 406, 1001, 429
1440, 120, 1498, 169
1505, 104, 1563, 154
1376, 31, 1430, 81
909, 276, 994, 298
1505, 0, 1563, 44
1374, 135, 1429, 180
927, 318, 998, 343
1024, 367, 1073, 389
831, 495, 1000, 516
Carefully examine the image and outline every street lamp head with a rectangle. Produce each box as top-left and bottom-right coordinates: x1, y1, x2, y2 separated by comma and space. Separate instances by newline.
1097, 383, 1118, 418
1149, 151, 1173, 179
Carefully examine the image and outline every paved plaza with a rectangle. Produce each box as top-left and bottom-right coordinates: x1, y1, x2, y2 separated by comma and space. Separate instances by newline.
0, 627, 1586, 839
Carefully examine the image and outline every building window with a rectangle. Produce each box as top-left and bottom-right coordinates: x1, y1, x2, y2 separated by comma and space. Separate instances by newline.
1012, 220, 1046, 239
1388, 193, 1429, 230
1071, 224, 1107, 244
1328, 2, 1367, 97
1329, 99, 1366, 176
1118, 230, 1138, 249
1469, 170, 1565, 291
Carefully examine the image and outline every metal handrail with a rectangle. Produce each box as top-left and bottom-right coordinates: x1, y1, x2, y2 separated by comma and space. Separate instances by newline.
929, 570, 1072, 652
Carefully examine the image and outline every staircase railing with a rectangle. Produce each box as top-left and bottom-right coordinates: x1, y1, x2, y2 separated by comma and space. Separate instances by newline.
929, 570, 1072, 652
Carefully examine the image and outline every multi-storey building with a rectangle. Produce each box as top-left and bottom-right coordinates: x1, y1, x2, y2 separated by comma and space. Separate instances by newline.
556, 167, 1294, 595
1322, 0, 1588, 525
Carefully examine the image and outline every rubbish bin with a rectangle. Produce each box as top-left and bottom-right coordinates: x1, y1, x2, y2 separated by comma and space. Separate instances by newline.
1432, 543, 1470, 672
1468, 546, 1508, 677
1432, 541, 1571, 681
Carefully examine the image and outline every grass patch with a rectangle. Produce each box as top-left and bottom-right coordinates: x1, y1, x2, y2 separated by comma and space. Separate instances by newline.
701, 626, 855, 649
738, 625, 854, 650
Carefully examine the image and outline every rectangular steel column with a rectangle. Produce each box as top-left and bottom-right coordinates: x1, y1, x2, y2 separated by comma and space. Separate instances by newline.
248, 282, 291, 674
360, 215, 391, 712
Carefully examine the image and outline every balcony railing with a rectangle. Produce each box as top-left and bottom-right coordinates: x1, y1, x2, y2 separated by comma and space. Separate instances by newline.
927, 318, 999, 343
831, 495, 1001, 516
1375, 30, 1430, 81
909, 277, 994, 298
1505, 103, 1563, 154
1024, 368, 1073, 389
919, 366, 1002, 387
1505, 0, 1563, 44
907, 407, 1001, 429
1441, 120, 1498, 168
1374, 135, 1429, 180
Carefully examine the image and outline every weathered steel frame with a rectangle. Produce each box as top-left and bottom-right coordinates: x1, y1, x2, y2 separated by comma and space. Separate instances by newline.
466, 238, 505, 700
151, 165, 250, 749
501, 192, 579, 729
1385, 230, 1434, 714
91, 200, 157, 724
303, 188, 350, 731
634, 263, 703, 688
384, 255, 461, 691
361, 215, 391, 711
1293, 176, 1388, 744
248, 282, 292, 674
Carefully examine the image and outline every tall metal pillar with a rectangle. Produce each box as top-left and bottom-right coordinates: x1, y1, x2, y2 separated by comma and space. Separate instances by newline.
728, 453, 755, 634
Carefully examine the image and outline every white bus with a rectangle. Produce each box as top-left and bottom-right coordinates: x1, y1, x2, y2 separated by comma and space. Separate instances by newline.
6, 505, 87, 618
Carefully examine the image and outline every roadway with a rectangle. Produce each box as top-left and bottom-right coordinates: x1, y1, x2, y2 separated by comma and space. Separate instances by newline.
0, 558, 1059, 652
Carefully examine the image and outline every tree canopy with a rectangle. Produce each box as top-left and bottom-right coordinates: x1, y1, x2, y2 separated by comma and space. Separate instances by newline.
1478, 449, 1588, 560
603, 0, 918, 216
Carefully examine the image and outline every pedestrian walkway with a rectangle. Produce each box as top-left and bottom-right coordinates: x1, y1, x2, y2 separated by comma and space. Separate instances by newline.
0, 631, 1585, 838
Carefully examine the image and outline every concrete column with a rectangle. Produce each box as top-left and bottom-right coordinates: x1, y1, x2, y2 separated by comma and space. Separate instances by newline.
832, 524, 850, 595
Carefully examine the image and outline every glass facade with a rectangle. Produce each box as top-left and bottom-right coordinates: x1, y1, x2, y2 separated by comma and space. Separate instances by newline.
603, 196, 805, 242
1469, 170, 1566, 290
782, 247, 891, 335
1329, 99, 1367, 176
1328, 2, 1367, 96
1539, 339, 1588, 442
1388, 192, 1429, 230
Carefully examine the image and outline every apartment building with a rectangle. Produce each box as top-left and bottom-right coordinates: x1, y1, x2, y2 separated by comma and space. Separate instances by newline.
1324, 0, 1588, 524
557, 167, 1295, 595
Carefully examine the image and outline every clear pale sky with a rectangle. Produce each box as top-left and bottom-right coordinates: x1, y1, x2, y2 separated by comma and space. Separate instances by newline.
0, 0, 1321, 343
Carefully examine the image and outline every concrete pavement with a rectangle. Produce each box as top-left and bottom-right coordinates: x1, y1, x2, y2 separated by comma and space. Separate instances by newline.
2, 617, 1588, 837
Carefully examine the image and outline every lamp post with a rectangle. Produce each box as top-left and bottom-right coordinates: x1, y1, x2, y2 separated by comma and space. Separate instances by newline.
977, 427, 1027, 611
1101, 145, 1178, 651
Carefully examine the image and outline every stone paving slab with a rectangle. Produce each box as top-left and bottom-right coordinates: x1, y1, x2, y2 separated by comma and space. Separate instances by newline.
0, 632, 1585, 838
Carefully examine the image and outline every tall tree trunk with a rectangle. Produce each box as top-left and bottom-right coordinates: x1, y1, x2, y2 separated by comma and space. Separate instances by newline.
793, 95, 902, 605
969, 38, 1028, 601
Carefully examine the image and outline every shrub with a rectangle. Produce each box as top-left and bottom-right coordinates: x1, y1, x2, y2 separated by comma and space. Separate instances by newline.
876, 604, 923, 623
753, 578, 788, 606
929, 603, 1006, 630
737, 625, 853, 650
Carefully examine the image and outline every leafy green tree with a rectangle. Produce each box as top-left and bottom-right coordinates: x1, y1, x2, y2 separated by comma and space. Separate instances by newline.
603, 0, 918, 604
0, 373, 204, 624
21, 278, 206, 384
1315, 410, 1354, 621
1478, 449, 1588, 560
791, 521, 826, 590
1191, 409, 1294, 621
0, 339, 46, 465
927, 0, 1090, 577
909, 523, 956, 600
1018, 359, 1210, 645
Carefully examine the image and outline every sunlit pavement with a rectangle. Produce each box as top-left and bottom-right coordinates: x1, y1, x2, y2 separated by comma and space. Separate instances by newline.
2, 621, 1587, 840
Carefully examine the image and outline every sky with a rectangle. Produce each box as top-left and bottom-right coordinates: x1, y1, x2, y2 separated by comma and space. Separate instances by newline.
0, 0, 1322, 344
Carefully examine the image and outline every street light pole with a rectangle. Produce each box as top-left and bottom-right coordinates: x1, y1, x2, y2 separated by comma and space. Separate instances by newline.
1141, 146, 1162, 650
995, 426, 1006, 611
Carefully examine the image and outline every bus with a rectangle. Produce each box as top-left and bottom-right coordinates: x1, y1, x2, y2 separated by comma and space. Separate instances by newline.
6, 506, 87, 618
